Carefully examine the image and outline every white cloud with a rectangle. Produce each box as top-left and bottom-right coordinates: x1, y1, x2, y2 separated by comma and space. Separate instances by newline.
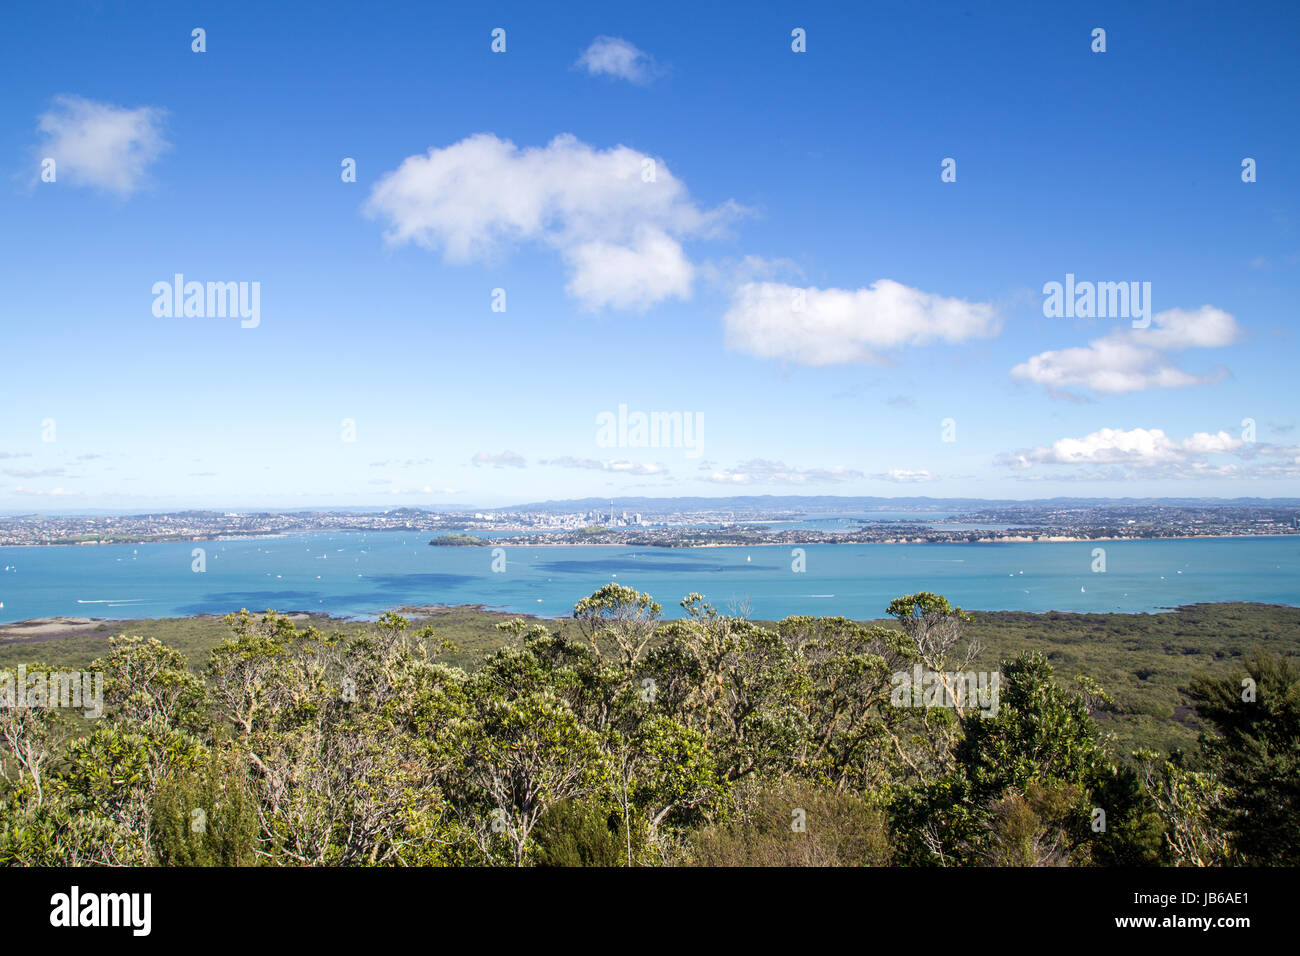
997, 426, 1300, 479
366, 133, 737, 311
697, 255, 804, 293
564, 230, 692, 310
471, 451, 526, 468
1012, 306, 1242, 395
36, 95, 168, 195
1004, 427, 1242, 467
384, 486, 461, 495
543, 457, 668, 475
703, 459, 863, 485
873, 469, 936, 483
575, 37, 660, 84
722, 280, 1001, 365
3, 468, 66, 478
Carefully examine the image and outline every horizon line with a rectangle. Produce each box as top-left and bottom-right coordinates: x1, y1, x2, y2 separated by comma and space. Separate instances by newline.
3, 493, 1300, 519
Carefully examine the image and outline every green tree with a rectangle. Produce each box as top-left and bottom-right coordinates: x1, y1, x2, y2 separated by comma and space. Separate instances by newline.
530, 797, 635, 867
689, 777, 891, 866
94, 636, 208, 733
151, 744, 260, 866
459, 691, 607, 866
1131, 749, 1229, 866
573, 583, 662, 671
1187, 650, 1300, 864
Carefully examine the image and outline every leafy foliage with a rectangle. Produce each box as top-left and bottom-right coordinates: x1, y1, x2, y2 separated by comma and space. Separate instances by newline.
0, 588, 1293, 866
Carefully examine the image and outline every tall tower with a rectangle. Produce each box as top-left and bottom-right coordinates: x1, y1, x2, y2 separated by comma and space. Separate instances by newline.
609, 500, 614, 524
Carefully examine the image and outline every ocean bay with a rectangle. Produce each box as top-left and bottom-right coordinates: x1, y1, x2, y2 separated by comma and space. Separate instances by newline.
1, 532, 1296, 624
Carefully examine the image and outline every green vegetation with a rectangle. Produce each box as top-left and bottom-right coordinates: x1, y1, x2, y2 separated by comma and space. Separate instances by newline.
0, 589, 1295, 866
4, 601, 1292, 756
961, 603, 1300, 755
0, 608, 508, 674
427, 534, 491, 547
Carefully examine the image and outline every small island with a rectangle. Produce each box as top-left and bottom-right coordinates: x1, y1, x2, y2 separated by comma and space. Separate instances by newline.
428, 533, 492, 547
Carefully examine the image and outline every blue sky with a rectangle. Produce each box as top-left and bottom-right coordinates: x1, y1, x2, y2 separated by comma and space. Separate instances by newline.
1, 0, 1298, 511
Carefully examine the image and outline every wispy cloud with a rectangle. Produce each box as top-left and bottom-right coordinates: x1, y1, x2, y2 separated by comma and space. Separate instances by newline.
542, 456, 667, 475
35, 95, 168, 196
1012, 306, 1242, 395
575, 37, 662, 85
998, 426, 1300, 479
703, 459, 863, 485
872, 469, 936, 483
3, 467, 65, 478
471, 451, 526, 468
382, 486, 460, 495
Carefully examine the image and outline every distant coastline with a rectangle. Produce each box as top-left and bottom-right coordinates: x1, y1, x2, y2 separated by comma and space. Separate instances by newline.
3, 529, 1299, 548
4, 498, 1298, 548
430, 532, 1300, 548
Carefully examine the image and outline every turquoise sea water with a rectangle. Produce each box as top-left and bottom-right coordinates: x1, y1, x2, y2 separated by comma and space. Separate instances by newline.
1, 532, 1297, 623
